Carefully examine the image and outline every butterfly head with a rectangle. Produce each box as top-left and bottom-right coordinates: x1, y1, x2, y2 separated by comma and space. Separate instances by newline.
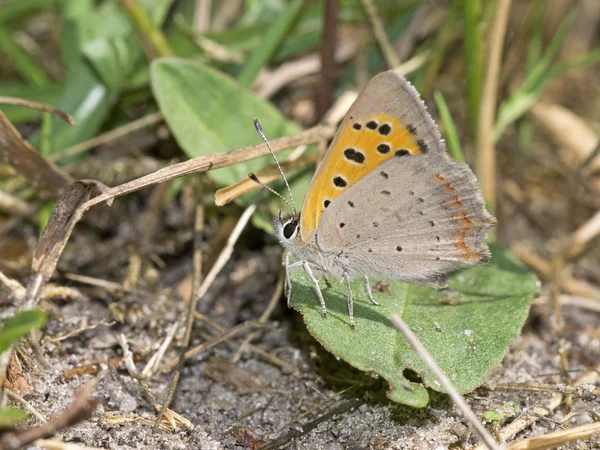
273, 210, 299, 248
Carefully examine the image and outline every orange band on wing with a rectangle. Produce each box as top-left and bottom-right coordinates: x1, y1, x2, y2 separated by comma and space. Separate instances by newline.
301, 113, 423, 238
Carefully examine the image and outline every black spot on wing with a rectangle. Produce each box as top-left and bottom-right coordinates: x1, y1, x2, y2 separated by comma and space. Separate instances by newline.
395, 149, 410, 157
378, 123, 391, 135
377, 144, 390, 154
417, 139, 429, 154
344, 148, 365, 164
333, 176, 347, 187
366, 120, 378, 130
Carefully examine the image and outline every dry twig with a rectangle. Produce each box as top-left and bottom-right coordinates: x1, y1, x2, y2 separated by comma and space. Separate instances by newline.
476, 0, 512, 214
390, 314, 500, 450
0, 380, 100, 450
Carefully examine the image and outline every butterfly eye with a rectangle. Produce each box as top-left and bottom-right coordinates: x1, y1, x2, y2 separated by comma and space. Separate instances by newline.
283, 220, 298, 239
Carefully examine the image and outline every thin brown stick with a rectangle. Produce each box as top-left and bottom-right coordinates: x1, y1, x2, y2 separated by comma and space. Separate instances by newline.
231, 268, 285, 363
258, 399, 362, 450
0, 379, 99, 450
488, 382, 599, 397
315, 0, 339, 121
360, 0, 400, 68
51, 112, 163, 163
193, 0, 211, 32
506, 421, 600, 450
0, 96, 74, 125
390, 314, 500, 450
154, 205, 204, 427
194, 313, 291, 372
215, 154, 317, 206
472, 365, 600, 450
256, 41, 357, 99
6, 389, 47, 423
476, 0, 512, 214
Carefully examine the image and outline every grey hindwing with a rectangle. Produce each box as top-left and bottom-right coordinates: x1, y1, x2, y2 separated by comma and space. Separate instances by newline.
316, 153, 495, 287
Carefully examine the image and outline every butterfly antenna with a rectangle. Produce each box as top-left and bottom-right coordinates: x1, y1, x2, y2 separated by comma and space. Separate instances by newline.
248, 173, 295, 212
253, 118, 297, 216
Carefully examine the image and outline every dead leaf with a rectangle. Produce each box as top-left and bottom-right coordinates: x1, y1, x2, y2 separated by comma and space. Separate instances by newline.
31, 182, 93, 290
204, 357, 266, 394
225, 426, 263, 450
530, 102, 599, 170
0, 109, 71, 195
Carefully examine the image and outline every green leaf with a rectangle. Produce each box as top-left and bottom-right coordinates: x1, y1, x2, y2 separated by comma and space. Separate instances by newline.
0, 407, 28, 429
0, 309, 47, 354
483, 411, 502, 423
289, 245, 537, 407
150, 58, 300, 186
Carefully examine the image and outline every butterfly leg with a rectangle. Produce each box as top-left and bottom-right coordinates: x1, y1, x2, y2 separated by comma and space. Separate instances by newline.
303, 262, 327, 318
284, 252, 293, 303
364, 276, 380, 306
342, 271, 355, 328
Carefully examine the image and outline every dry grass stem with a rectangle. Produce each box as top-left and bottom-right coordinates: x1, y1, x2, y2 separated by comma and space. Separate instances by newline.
0, 96, 74, 124
6, 388, 47, 423
390, 314, 501, 450
476, 0, 513, 213
360, 0, 400, 68
117, 334, 139, 378
154, 205, 204, 426
51, 112, 163, 163
193, 0, 211, 33
231, 269, 285, 363
256, 41, 357, 99
0, 379, 100, 449
511, 243, 600, 299
0, 110, 72, 196
215, 154, 317, 206
530, 103, 599, 171
141, 320, 181, 378
42, 320, 115, 347
0, 190, 30, 216
506, 421, 600, 450
194, 313, 292, 372
473, 365, 600, 449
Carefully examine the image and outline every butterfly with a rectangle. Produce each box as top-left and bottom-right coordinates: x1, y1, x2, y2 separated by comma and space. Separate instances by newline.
257, 69, 496, 328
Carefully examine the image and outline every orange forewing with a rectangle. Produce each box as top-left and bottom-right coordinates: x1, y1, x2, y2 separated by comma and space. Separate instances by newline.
301, 113, 421, 238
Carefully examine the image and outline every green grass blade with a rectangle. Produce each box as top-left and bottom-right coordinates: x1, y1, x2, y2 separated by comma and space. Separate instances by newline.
434, 90, 465, 163
462, 0, 483, 139
520, 12, 575, 94
237, 0, 303, 88
0, 25, 50, 87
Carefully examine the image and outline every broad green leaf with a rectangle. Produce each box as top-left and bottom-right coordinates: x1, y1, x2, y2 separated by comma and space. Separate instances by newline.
150, 58, 300, 186
0, 309, 47, 354
289, 245, 537, 407
0, 407, 28, 429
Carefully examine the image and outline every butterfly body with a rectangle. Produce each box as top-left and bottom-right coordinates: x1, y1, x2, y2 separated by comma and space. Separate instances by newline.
273, 69, 495, 327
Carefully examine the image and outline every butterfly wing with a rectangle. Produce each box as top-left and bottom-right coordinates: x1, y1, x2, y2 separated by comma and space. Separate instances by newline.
300, 70, 444, 242
315, 152, 495, 287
